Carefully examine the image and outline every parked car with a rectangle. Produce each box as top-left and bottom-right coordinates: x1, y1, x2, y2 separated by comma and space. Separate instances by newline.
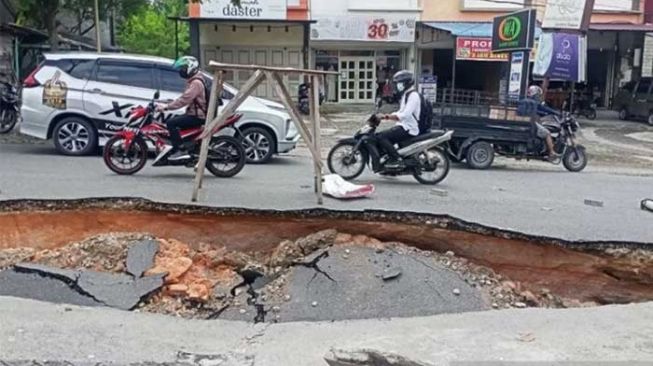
613, 77, 653, 125
19, 52, 299, 163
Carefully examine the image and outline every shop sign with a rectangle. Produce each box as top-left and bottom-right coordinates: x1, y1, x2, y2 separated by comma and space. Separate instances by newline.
311, 16, 416, 42
542, 0, 595, 31
419, 76, 438, 104
533, 32, 586, 82
198, 0, 287, 20
456, 37, 538, 62
492, 9, 536, 53
456, 37, 507, 61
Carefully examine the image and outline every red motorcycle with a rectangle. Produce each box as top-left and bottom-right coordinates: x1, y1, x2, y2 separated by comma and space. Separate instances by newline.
103, 92, 246, 177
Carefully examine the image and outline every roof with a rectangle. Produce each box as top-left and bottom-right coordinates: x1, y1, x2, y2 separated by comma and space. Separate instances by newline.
1, 23, 121, 51
589, 23, 653, 32
44, 52, 174, 64
422, 21, 542, 38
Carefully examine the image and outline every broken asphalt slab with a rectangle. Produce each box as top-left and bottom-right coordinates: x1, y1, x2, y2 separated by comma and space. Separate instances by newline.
126, 239, 159, 278
0, 270, 100, 307
276, 246, 487, 322
1, 263, 165, 311
77, 271, 165, 310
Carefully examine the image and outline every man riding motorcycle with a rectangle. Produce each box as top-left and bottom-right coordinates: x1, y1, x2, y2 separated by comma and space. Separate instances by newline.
376, 70, 421, 169
527, 85, 560, 161
154, 55, 207, 164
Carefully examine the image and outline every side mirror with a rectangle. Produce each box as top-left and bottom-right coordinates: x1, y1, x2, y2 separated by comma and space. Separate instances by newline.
153, 91, 160, 100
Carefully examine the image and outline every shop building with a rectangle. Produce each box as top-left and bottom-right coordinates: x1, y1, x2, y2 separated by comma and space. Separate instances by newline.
419, 0, 651, 107
310, 0, 421, 103
185, 0, 311, 99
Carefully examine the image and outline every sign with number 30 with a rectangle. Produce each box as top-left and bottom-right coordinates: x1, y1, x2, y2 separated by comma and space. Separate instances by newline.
367, 22, 389, 40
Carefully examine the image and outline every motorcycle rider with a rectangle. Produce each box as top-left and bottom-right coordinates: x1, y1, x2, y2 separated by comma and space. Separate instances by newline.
527, 85, 560, 160
377, 70, 421, 169
154, 55, 207, 164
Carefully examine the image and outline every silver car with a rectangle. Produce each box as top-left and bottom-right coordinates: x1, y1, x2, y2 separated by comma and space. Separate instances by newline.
19, 52, 299, 163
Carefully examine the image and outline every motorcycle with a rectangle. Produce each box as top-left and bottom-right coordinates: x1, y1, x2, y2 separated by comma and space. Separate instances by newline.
298, 83, 324, 115
103, 91, 246, 177
0, 80, 19, 134
494, 111, 588, 172
327, 99, 453, 185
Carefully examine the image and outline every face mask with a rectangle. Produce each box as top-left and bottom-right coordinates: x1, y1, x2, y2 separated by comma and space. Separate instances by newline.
396, 83, 405, 93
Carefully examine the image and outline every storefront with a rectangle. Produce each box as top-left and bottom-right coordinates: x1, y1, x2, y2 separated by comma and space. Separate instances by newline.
417, 22, 540, 98
311, 16, 417, 103
185, 0, 311, 99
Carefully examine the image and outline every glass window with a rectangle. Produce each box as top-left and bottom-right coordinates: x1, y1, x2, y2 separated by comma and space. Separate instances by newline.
158, 67, 186, 92
96, 62, 153, 89
69, 60, 95, 80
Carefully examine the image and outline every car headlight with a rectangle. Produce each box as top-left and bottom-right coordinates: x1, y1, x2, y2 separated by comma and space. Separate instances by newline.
285, 119, 298, 139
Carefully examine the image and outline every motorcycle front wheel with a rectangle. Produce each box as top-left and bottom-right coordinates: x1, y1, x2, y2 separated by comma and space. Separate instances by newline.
103, 135, 148, 175
205, 136, 246, 178
327, 142, 367, 180
0, 108, 18, 134
412, 148, 450, 185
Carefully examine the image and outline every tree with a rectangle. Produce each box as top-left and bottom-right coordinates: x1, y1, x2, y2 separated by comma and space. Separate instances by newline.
118, 0, 189, 59
16, 0, 61, 51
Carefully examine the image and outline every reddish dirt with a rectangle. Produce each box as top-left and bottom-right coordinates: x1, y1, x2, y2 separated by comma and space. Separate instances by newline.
0, 209, 651, 304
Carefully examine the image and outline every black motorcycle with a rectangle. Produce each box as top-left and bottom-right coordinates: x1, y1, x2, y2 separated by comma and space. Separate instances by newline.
0, 81, 19, 134
327, 99, 453, 185
494, 112, 588, 172
564, 94, 597, 120
298, 83, 324, 115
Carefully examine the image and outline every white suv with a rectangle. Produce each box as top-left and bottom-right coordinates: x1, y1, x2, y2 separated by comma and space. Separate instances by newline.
20, 52, 299, 164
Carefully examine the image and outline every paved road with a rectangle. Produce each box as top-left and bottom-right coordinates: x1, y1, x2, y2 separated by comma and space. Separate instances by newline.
0, 143, 652, 242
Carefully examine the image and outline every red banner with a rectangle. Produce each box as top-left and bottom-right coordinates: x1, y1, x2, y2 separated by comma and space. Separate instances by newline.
456, 37, 508, 62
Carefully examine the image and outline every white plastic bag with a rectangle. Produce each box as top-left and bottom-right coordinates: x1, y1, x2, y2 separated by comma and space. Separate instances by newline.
323, 174, 374, 199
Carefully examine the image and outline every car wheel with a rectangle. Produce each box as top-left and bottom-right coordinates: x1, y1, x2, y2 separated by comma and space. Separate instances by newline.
241, 127, 274, 164
53, 117, 98, 156
618, 108, 629, 121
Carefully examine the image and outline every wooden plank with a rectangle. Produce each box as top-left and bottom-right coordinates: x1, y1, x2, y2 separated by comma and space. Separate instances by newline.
266, 71, 322, 169
208, 61, 339, 76
199, 70, 265, 139
192, 70, 264, 202
311, 75, 323, 205
192, 70, 223, 201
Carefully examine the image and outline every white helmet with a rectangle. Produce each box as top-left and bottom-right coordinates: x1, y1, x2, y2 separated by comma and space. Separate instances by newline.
527, 85, 543, 100
173, 56, 200, 79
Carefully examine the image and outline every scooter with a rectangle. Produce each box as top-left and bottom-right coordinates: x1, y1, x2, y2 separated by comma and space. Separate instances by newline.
0, 80, 19, 134
327, 99, 453, 185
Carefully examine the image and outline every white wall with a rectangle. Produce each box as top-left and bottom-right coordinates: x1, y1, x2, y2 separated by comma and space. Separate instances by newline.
311, 0, 420, 16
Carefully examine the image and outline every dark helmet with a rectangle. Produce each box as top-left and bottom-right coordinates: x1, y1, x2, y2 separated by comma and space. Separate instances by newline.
392, 70, 415, 97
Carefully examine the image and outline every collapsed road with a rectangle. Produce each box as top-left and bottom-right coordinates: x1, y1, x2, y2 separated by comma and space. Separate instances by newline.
0, 198, 651, 324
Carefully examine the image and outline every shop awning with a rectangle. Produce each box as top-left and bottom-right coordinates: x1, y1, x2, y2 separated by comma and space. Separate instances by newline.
422, 21, 542, 38
589, 23, 653, 32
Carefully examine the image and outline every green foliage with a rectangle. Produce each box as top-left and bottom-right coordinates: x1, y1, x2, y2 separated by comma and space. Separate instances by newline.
117, 0, 189, 59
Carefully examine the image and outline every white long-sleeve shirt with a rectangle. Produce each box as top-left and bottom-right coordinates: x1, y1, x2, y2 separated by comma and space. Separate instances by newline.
392, 87, 420, 136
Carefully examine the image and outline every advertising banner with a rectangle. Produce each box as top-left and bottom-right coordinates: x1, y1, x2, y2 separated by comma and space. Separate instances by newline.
542, 0, 596, 31
508, 52, 525, 100
533, 32, 586, 82
456, 38, 507, 61
198, 0, 287, 20
311, 16, 416, 42
492, 9, 536, 53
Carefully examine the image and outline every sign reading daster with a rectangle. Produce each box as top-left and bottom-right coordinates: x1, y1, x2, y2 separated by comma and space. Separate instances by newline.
199, 0, 287, 20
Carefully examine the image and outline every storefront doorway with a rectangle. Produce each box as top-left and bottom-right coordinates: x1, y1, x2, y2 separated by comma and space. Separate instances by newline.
340, 56, 376, 103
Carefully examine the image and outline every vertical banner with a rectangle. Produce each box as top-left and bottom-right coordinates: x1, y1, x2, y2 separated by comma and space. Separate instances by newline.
533, 32, 586, 82
419, 76, 438, 103
509, 52, 524, 100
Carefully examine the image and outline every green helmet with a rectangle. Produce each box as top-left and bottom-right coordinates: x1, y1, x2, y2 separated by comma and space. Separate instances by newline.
173, 56, 199, 79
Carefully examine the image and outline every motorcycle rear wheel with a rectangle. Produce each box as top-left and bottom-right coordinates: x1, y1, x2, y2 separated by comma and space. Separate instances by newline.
412, 148, 450, 185
103, 136, 148, 175
205, 136, 246, 178
327, 142, 367, 180
0, 109, 17, 134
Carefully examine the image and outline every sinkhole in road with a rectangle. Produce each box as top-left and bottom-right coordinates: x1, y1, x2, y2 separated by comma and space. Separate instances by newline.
0, 198, 651, 320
